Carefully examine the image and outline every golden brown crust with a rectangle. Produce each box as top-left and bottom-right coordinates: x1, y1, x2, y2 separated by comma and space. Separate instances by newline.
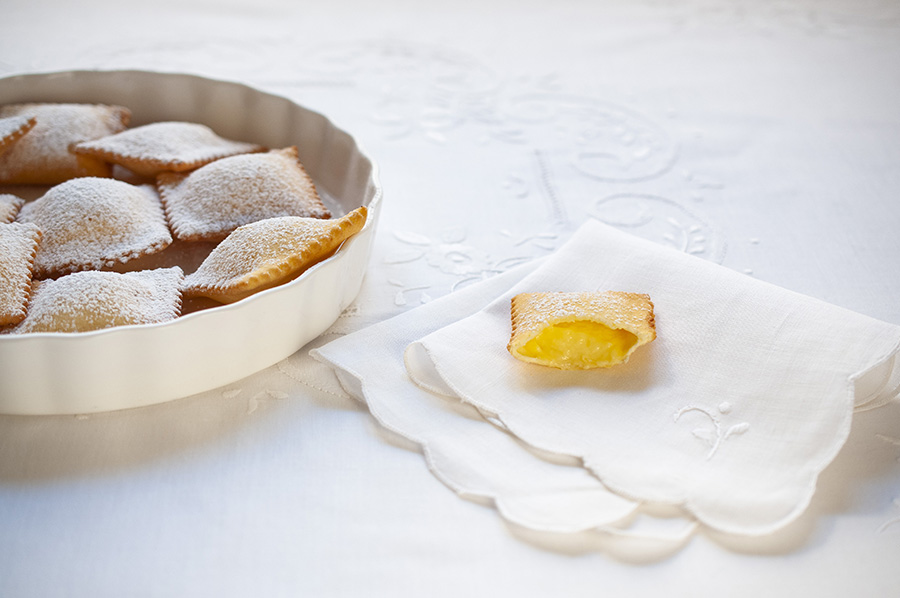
0, 103, 130, 184
0, 222, 42, 326
10, 267, 184, 334
157, 146, 330, 242
183, 206, 367, 303
72, 121, 266, 177
0, 114, 37, 157
508, 291, 656, 369
15, 177, 172, 278
0, 193, 25, 224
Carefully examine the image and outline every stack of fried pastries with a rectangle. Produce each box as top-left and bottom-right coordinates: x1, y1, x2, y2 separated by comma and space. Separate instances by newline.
0, 102, 367, 334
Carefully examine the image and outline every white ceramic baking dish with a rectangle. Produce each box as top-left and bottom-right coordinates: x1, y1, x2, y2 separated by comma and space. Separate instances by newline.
0, 70, 382, 414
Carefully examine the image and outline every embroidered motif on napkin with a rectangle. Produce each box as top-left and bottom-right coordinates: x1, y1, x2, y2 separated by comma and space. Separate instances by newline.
406, 220, 900, 535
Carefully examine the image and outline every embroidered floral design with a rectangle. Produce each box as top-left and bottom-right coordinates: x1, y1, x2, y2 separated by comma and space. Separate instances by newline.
290, 39, 736, 307
247, 389, 289, 415
386, 229, 493, 275
591, 193, 726, 263
674, 401, 750, 460
296, 41, 679, 180
297, 40, 501, 144
386, 227, 558, 299
499, 93, 677, 182
388, 278, 432, 307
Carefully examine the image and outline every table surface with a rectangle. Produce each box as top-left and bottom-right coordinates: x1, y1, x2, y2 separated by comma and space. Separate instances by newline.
2, 1, 899, 596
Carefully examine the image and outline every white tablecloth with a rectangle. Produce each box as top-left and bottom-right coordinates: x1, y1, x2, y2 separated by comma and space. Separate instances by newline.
2, 1, 899, 596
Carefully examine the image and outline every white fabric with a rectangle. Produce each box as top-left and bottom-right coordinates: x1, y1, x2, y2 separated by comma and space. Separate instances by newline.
3, 0, 900, 595
404, 220, 900, 536
313, 262, 649, 536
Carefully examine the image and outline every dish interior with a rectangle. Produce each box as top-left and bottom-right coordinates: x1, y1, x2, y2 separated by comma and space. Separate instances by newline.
0, 70, 382, 415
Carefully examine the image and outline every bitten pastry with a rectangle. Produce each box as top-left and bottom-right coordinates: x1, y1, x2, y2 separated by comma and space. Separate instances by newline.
0, 103, 130, 184
0, 193, 25, 224
16, 177, 172, 278
183, 206, 367, 304
508, 291, 656, 369
0, 114, 36, 157
0, 222, 41, 326
72, 121, 265, 177
10, 267, 184, 334
157, 146, 330, 242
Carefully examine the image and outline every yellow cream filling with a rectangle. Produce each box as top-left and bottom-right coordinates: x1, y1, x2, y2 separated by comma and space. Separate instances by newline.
517, 320, 638, 368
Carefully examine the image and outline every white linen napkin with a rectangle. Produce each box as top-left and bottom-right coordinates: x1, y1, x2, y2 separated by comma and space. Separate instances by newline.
312, 263, 650, 535
405, 219, 900, 536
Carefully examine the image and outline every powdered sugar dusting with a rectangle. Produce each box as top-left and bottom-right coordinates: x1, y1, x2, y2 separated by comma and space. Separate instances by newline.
0, 193, 24, 223
0, 222, 41, 325
0, 103, 130, 184
184, 207, 366, 292
16, 177, 172, 277
157, 147, 330, 242
0, 115, 37, 155
10, 267, 184, 334
73, 121, 264, 175
511, 291, 656, 342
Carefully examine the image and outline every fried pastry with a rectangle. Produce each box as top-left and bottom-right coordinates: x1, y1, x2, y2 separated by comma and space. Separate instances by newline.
0, 222, 41, 326
72, 121, 265, 177
16, 177, 172, 278
508, 291, 656, 369
183, 206, 367, 304
0, 103, 130, 184
157, 146, 330, 242
0, 114, 37, 157
0, 193, 24, 223
10, 267, 183, 334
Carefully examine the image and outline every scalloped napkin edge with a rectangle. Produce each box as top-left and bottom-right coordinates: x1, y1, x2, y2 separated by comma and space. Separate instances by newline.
312, 257, 710, 544
404, 219, 900, 536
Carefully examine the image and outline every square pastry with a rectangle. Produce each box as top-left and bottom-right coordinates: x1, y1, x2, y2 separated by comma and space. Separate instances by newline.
157, 146, 330, 242
183, 207, 367, 303
10, 267, 183, 334
508, 291, 656, 369
0, 103, 131, 184
0, 193, 25, 224
0, 222, 41, 326
16, 177, 172, 278
0, 114, 37, 157
72, 121, 265, 177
